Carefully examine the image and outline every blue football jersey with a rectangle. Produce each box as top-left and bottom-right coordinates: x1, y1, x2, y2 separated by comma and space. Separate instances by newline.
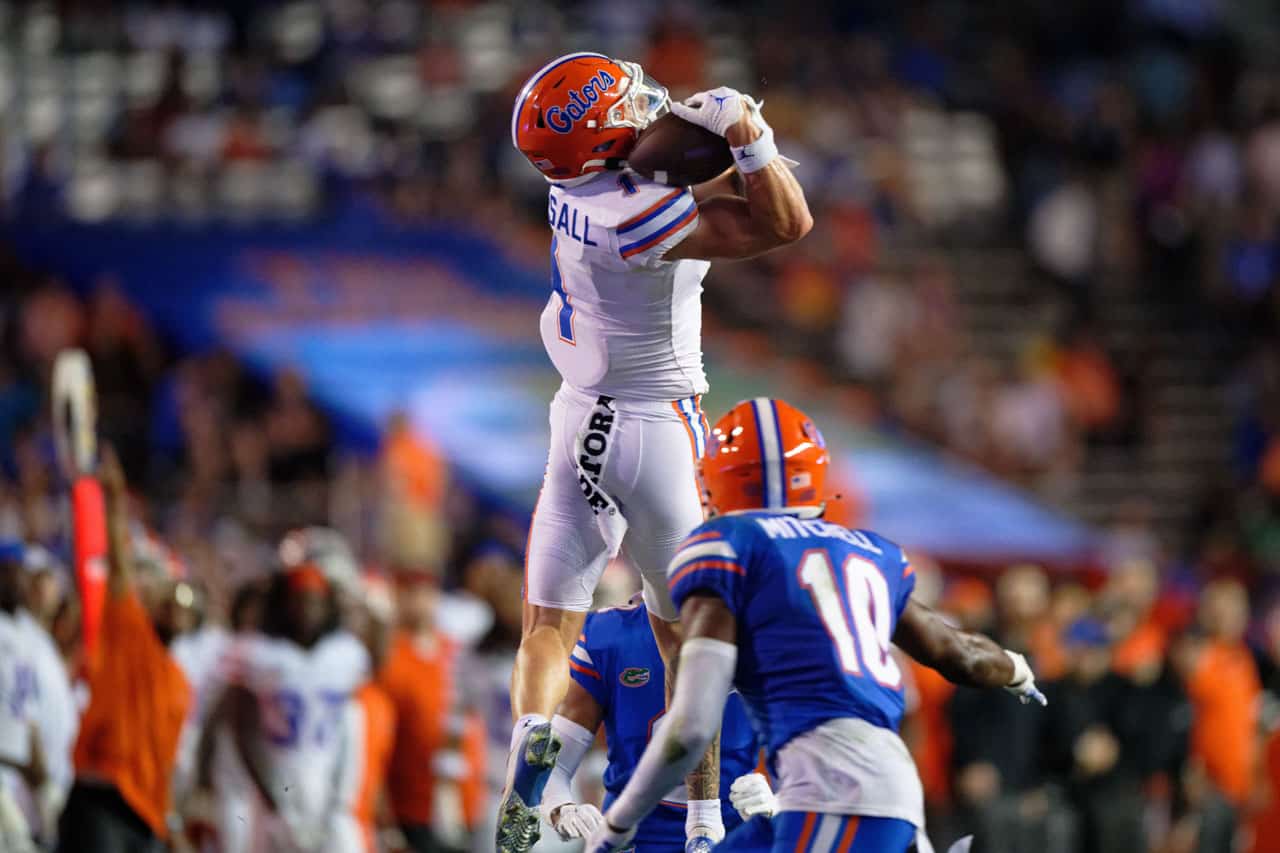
667, 512, 916, 760
568, 602, 757, 848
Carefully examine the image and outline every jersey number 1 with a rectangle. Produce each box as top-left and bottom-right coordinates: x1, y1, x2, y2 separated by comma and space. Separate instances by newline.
550, 237, 575, 344
798, 551, 902, 688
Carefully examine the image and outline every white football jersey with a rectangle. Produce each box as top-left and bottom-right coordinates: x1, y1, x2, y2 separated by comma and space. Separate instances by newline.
0, 611, 76, 839
170, 625, 231, 801
227, 631, 370, 832
544, 171, 711, 401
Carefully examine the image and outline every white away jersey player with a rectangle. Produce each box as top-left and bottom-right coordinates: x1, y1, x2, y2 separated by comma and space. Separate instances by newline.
224, 630, 370, 852
0, 610, 76, 843
544, 171, 709, 401
528, 170, 716, 617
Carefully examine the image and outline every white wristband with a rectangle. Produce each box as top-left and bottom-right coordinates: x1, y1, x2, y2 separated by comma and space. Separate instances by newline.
730, 126, 780, 174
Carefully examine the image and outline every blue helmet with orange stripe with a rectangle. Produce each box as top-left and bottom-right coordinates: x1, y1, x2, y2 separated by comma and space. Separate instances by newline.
702, 398, 829, 516
511, 52, 670, 185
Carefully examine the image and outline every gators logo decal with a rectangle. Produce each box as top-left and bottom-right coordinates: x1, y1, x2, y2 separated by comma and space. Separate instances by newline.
619, 667, 651, 687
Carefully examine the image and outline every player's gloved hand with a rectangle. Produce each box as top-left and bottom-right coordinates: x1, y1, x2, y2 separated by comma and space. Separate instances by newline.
547, 802, 606, 840
1003, 650, 1047, 706
729, 772, 778, 819
585, 819, 637, 853
669, 87, 752, 138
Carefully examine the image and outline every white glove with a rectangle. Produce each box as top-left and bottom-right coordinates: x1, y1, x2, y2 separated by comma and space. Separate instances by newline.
669, 87, 752, 137
585, 819, 637, 853
729, 772, 777, 819
1003, 650, 1047, 706
547, 802, 606, 840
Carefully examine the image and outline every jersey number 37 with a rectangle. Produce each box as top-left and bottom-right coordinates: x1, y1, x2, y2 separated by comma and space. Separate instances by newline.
798, 551, 902, 688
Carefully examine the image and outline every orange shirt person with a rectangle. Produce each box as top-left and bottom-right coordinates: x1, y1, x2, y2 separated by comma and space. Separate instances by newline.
347, 681, 397, 851
1182, 580, 1261, 806
340, 578, 399, 853
56, 447, 192, 853
378, 573, 484, 852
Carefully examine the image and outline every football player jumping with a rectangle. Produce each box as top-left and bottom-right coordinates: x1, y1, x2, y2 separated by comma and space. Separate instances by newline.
585, 399, 1047, 853
503, 53, 812, 853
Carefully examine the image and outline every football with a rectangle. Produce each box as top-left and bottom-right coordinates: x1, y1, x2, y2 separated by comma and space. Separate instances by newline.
627, 113, 734, 187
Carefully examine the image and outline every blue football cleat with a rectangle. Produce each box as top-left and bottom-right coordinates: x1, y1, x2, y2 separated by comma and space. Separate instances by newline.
495, 722, 563, 853
685, 834, 716, 853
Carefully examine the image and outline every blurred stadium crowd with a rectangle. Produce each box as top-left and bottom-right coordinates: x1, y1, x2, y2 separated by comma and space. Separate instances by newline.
1, 0, 1279, 852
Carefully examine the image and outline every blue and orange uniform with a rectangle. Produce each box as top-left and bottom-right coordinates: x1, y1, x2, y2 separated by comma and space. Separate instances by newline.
667, 511, 921, 853
569, 602, 758, 851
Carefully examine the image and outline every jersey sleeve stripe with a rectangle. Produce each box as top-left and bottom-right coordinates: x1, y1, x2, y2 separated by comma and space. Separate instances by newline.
681, 531, 724, 546
619, 201, 698, 258
668, 559, 746, 586
616, 188, 687, 233
672, 540, 739, 566
571, 644, 594, 666
902, 563, 914, 578
568, 659, 602, 680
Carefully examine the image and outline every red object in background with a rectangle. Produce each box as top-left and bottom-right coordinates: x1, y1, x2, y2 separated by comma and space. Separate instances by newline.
71, 475, 107, 658
1247, 728, 1280, 853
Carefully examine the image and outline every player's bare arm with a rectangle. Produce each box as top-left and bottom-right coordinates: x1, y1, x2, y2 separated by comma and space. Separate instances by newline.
894, 598, 1046, 704
97, 445, 137, 600
690, 167, 743, 204
224, 683, 280, 811
192, 688, 230, 793
665, 90, 813, 261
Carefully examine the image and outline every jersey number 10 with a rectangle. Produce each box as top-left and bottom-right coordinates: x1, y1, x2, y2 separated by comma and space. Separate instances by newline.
798, 551, 902, 688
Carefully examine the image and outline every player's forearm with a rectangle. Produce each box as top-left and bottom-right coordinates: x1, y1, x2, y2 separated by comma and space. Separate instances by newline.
227, 688, 278, 810
738, 161, 812, 243
724, 119, 812, 245
686, 731, 720, 801
691, 167, 744, 203
606, 638, 735, 830
930, 629, 1015, 689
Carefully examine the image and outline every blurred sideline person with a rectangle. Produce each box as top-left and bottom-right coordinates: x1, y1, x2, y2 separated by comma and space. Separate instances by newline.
0, 541, 77, 851
333, 573, 399, 853
540, 593, 768, 849
183, 578, 267, 850
205, 559, 369, 853
585, 399, 1044, 853
379, 570, 487, 852
504, 53, 812, 853
1177, 579, 1260, 853
56, 447, 193, 853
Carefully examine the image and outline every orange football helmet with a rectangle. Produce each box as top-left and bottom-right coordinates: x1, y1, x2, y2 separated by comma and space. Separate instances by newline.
702, 398, 829, 516
511, 52, 670, 184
